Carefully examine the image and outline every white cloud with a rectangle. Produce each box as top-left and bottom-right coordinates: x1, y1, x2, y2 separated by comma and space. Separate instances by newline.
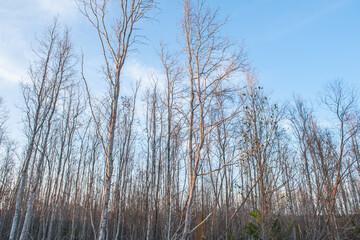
0, 0, 82, 85
0, 25, 29, 84
0, 57, 25, 84
36, 0, 78, 20
123, 58, 164, 93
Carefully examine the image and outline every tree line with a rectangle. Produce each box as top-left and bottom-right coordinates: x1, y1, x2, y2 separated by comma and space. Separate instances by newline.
0, 0, 359, 239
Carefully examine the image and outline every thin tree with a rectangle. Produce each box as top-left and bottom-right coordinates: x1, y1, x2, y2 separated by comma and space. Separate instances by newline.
9, 21, 68, 240
76, 0, 156, 239
180, 0, 246, 238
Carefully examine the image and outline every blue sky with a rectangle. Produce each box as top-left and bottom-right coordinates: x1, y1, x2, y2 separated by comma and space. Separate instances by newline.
1, 0, 359, 142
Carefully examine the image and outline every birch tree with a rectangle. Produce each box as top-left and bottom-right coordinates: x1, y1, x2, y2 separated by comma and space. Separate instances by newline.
77, 0, 156, 239
9, 21, 75, 240
180, 0, 246, 238
0, 98, 16, 234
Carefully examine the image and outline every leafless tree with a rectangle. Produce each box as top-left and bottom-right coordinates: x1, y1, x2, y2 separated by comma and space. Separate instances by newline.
2, 1, 360, 239
76, 1, 156, 238
9, 20, 76, 240
179, 0, 246, 238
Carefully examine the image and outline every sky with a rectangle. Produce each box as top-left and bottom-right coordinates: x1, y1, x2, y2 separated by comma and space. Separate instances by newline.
1, 0, 360, 143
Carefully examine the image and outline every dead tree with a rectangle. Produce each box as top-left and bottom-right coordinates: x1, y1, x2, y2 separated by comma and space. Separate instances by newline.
9, 21, 74, 240
76, 1, 156, 238
180, 0, 246, 238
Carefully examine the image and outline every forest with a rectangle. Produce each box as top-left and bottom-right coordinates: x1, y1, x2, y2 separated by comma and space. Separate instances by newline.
0, 0, 359, 239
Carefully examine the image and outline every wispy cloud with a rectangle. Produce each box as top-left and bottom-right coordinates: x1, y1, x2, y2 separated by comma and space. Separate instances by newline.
0, 26, 29, 85
0, 0, 80, 85
123, 58, 164, 93
36, 0, 78, 20
0, 56, 25, 84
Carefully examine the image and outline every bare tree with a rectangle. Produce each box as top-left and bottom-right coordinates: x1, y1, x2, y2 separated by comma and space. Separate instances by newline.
0, 98, 16, 236
8, 20, 76, 240
159, 44, 182, 240
18, 24, 75, 240
2, 1, 360, 239
180, 0, 246, 238
76, 0, 156, 239
0, 98, 7, 146
321, 80, 360, 239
